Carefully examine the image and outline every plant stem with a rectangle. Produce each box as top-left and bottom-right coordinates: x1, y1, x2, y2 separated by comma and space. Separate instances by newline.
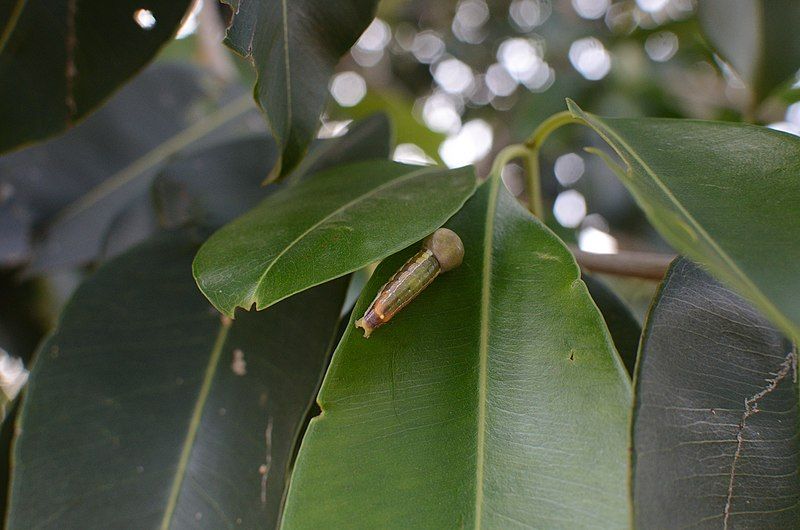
488, 144, 530, 179
569, 246, 675, 280
522, 111, 583, 219
493, 111, 673, 281
489, 144, 546, 218
523, 111, 583, 149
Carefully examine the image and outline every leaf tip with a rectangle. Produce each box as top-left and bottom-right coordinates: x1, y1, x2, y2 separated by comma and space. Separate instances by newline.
565, 98, 585, 120
262, 157, 283, 186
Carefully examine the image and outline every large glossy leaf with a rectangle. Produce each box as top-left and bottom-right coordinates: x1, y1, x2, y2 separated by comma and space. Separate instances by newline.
193, 161, 477, 317
0, 63, 261, 270
0, 0, 193, 153
569, 101, 800, 343
222, 0, 379, 178
8, 230, 348, 528
282, 178, 632, 528
698, 0, 800, 103
633, 258, 799, 528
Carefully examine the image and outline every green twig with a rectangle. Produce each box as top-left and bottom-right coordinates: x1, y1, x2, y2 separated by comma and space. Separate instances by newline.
523, 111, 583, 218
490, 110, 584, 219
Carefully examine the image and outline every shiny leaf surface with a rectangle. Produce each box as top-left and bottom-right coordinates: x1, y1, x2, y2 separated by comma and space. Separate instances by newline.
222, 0, 379, 178
282, 178, 631, 528
193, 161, 477, 317
8, 231, 348, 529
0, 0, 192, 153
570, 101, 800, 342
633, 258, 799, 528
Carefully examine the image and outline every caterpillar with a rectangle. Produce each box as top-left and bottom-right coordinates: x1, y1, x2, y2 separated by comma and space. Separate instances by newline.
355, 228, 464, 338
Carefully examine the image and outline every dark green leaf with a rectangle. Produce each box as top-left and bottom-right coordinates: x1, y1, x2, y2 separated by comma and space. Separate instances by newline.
633, 258, 799, 528
101, 114, 390, 263
282, 178, 631, 528
193, 161, 477, 317
569, 101, 800, 343
222, 0, 379, 178
288, 113, 392, 183
698, 0, 800, 103
583, 274, 641, 377
104, 112, 388, 256
152, 134, 279, 228
8, 230, 348, 529
0, 0, 192, 153
0, 64, 261, 271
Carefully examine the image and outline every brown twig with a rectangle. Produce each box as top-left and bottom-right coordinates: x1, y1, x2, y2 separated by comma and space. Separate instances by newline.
569, 246, 675, 280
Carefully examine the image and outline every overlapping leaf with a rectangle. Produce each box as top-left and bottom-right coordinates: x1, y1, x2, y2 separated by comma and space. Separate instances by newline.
633, 258, 799, 528
7, 230, 348, 529
0, 63, 260, 270
222, 0, 379, 178
584, 274, 641, 376
0, 0, 193, 153
569, 101, 800, 342
193, 161, 477, 317
282, 178, 631, 528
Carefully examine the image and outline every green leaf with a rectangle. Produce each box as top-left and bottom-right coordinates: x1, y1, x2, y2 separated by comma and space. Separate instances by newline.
282, 178, 632, 528
193, 161, 477, 317
698, 0, 800, 103
632, 258, 799, 528
138, 114, 392, 244
0, 64, 261, 271
568, 100, 800, 343
151, 134, 280, 229
222, 0, 379, 179
583, 274, 641, 377
0, 0, 192, 153
7, 230, 348, 529
287, 113, 392, 183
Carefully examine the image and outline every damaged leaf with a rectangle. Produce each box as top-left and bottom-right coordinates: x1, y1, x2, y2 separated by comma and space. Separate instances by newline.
7, 230, 348, 529
632, 258, 800, 528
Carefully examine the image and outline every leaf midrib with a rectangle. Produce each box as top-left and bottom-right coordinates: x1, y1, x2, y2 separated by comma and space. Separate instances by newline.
159, 317, 232, 529
474, 176, 500, 528
252, 165, 437, 308
573, 106, 796, 340
280, 0, 292, 138
45, 94, 253, 230
0, 0, 26, 52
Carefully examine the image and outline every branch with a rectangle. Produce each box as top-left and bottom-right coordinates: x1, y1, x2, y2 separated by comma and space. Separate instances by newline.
569, 246, 675, 280
196, 0, 237, 82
